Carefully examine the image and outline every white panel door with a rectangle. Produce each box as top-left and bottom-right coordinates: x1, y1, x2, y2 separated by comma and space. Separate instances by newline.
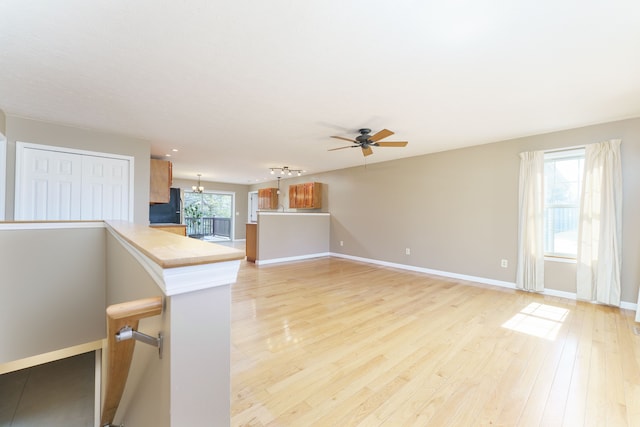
81, 155, 130, 220
16, 143, 133, 221
19, 148, 82, 220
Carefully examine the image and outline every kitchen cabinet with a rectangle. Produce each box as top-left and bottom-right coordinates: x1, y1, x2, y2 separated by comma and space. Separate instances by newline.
289, 182, 322, 209
246, 223, 257, 262
289, 185, 299, 208
258, 188, 278, 210
150, 159, 172, 203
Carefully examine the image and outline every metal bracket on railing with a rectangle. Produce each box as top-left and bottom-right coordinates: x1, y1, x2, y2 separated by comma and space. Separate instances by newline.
115, 326, 163, 359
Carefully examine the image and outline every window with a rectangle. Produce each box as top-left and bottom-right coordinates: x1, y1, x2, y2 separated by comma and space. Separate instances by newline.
543, 149, 584, 258
183, 191, 234, 240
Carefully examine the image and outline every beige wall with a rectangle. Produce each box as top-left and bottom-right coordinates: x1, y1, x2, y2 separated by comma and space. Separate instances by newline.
4, 116, 151, 223
172, 178, 249, 239
0, 109, 5, 136
256, 213, 330, 261
0, 226, 106, 364
105, 231, 169, 427
254, 117, 640, 304
0, 111, 5, 221
169, 285, 231, 426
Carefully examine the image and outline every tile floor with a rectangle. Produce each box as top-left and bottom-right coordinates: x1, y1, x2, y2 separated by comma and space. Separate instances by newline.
0, 352, 95, 427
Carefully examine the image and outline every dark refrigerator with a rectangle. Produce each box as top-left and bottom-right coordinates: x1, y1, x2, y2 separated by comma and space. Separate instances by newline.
149, 188, 181, 224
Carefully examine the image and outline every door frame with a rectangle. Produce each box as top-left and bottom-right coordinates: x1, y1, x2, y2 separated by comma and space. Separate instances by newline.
248, 191, 258, 223
15, 141, 135, 221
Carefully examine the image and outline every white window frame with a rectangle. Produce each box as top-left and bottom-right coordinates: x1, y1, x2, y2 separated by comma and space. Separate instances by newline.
543, 147, 585, 260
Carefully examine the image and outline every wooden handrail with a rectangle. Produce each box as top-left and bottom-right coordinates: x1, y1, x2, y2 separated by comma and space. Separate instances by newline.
101, 296, 163, 426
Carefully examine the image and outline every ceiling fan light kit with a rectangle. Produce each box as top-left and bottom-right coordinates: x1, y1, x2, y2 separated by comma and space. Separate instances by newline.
329, 128, 408, 156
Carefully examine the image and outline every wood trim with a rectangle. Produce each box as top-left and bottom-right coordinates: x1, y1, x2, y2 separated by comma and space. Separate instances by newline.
101, 296, 163, 426
0, 340, 103, 375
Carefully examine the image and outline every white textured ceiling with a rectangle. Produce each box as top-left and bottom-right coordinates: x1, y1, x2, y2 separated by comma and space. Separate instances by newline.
1, 1, 640, 184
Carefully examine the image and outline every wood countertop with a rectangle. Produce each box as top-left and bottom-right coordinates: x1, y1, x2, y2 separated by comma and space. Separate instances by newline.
106, 220, 244, 269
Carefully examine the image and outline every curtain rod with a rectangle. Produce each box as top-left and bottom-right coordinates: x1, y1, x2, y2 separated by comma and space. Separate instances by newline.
543, 144, 585, 154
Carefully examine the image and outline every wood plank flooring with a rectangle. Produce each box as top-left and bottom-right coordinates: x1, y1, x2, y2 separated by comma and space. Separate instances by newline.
231, 257, 640, 427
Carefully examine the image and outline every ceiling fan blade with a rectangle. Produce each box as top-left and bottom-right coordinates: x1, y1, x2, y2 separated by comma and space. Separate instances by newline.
369, 129, 394, 142
375, 141, 408, 147
331, 136, 357, 143
362, 146, 374, 156
328, 146, 357, 151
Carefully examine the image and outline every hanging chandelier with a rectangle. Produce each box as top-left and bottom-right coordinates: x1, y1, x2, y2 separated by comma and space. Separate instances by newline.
269, 166, 304, 177
192, 174, 204, 193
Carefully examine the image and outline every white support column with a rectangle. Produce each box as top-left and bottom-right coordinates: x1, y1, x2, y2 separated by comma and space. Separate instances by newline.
170, 285, 231, 426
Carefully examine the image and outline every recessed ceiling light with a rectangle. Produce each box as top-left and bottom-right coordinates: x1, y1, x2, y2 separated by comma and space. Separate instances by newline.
165, 154, 171, 157
172, 149, 178, 152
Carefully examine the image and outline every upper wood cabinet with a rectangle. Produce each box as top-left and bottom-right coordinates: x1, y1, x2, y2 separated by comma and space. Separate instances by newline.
258, 188, 278, 210
150, 159, 172, 204
289, 182, 322, 209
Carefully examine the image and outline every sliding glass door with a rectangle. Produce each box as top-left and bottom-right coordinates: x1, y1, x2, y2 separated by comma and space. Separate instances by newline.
184, 191, 234, 240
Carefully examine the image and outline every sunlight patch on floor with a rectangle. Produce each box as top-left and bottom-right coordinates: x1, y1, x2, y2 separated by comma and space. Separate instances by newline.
502, 302, 570, 340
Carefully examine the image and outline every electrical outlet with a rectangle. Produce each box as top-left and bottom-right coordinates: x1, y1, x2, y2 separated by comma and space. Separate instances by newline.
405, 248, 411, 255
340, 240, 344, 247
501, 259, 508, 268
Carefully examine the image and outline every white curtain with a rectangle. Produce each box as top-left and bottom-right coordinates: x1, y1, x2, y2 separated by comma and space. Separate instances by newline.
516, 151, 545, 292
576, 139, 622, 306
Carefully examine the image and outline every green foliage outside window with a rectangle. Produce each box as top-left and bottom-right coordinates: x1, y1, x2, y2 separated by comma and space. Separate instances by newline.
184, 192, 232, 219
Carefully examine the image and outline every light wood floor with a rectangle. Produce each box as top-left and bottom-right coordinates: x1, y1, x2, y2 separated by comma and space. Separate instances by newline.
231, 257, 640, 427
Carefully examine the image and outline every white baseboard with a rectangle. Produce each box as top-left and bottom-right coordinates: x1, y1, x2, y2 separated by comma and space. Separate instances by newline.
255, 252, 331, 265
330, 252, 638, 312
250, 250, 638, 312
331, 252, 518, 288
